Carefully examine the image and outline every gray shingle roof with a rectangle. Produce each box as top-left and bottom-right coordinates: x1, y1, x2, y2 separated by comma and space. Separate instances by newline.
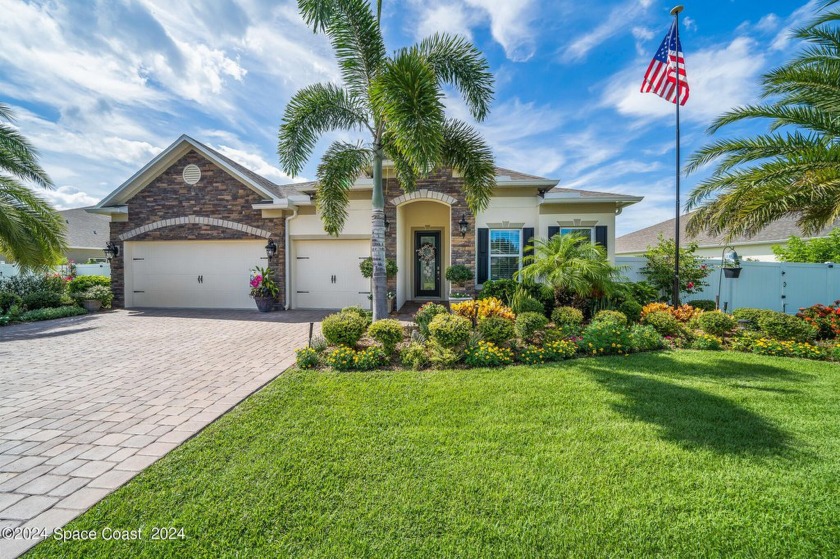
493, 167, 550, 181
60, 209, 110, 249
616, 212, 839, 253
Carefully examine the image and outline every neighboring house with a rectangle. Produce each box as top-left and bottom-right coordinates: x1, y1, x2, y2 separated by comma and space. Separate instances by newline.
0, 208, 110, 265
616, 212, 839, 262
89, 135, 643, 310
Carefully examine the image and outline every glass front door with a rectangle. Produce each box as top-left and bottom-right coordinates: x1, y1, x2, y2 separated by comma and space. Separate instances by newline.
414, 231, 441, 298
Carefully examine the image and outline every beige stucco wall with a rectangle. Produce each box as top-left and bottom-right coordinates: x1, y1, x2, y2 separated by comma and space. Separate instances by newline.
397, 200, 450, 307
289, 200, 373, 239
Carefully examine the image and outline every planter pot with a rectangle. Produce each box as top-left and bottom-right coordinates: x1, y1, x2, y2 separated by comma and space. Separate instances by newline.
387, 298, 396, 314
254, 296, 275, 313
81, 299, 101, 312
723, 267, 742, 279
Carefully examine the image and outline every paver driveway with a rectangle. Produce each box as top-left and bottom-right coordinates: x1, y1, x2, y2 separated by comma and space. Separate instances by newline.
0, 308, 325, 557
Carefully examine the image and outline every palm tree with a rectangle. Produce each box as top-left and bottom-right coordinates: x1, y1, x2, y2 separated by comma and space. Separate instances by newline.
517, 233, 623, 307
685, 0, 840, 240
0, 104, 65, 270
277, 0, 495, 320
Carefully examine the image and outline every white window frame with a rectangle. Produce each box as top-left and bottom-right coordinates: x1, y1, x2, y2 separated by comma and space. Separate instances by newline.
488, 229, 522, 281
560, 227, 594, 242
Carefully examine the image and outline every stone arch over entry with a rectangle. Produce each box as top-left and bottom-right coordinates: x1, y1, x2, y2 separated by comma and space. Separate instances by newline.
118, 215, 273, 241
390, 189, 458, 207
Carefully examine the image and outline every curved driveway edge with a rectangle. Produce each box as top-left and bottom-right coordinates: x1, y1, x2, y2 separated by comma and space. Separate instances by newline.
0, 308, 325, 558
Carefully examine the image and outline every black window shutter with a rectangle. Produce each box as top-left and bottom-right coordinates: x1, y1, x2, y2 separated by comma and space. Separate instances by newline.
547, 226, 560, 239
522, 227, 534, 251
595, 225, 608, 251
477, 228, 489, 284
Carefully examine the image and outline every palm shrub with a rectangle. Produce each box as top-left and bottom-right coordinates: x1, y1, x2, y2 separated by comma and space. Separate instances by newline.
277, 0, 496, 321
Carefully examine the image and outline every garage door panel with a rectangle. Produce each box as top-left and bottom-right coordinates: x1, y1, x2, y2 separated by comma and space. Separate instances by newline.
294, 240, 370, 309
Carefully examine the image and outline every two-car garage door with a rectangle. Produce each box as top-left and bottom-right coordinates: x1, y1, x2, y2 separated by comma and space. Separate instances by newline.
125, 240, 266, 309
293, 239, 370, 309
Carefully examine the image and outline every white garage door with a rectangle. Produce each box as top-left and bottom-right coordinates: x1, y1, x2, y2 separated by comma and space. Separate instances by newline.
293, 239, 370, 309
125, 240, 267, 309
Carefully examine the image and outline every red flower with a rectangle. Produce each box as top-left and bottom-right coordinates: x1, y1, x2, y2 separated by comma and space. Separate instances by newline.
687, 281, 694, 290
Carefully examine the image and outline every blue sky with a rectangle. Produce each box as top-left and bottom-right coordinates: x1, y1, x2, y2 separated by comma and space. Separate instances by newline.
0, 0, 817, 235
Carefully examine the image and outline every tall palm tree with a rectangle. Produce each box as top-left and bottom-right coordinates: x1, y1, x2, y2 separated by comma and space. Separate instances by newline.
278, 0, 495, 320
685, 0, 840, 240
0, 104, 65, 270
517, 233, 623, 307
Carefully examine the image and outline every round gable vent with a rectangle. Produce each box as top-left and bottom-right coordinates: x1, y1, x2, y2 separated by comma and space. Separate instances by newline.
183, 164, 201, 185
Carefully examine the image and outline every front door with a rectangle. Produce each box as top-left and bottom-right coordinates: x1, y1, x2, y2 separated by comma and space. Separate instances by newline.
414, 231, 441, 298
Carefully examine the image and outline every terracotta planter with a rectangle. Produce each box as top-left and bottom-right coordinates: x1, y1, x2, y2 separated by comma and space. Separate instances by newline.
81, 299, 101, 312
723, 267, 742, 279
254, 297, 275, 313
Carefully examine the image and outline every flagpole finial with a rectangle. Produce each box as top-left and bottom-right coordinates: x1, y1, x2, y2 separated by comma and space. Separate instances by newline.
670, 5, 684, 16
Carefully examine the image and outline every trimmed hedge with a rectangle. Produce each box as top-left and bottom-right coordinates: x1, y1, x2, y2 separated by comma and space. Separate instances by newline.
18, 306, 88, 322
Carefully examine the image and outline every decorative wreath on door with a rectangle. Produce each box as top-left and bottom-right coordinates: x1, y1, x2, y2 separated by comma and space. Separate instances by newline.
416, 243, 436, 263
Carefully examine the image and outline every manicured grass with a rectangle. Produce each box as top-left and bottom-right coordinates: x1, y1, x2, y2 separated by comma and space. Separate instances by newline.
29, 351, 840, 557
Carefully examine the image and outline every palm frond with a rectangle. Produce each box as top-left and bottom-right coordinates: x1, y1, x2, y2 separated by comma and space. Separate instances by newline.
315, 141, 372, 235
0, 176, 65, 269
382, 137, 417, 193
439, 119, 495, 213
0, 122, 53, 188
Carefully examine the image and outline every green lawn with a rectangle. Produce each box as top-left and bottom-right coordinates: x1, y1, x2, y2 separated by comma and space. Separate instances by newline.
28, 351, 840, 558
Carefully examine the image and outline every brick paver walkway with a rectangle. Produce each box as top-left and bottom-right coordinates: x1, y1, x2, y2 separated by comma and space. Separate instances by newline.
0, 308, 325, 557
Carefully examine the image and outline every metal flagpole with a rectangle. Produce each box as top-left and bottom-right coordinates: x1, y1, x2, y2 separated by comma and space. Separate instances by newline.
671, 5, 684, 307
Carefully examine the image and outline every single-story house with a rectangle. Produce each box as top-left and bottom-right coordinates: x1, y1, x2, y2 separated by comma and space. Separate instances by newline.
89, 135, 643, 310
616, 212, 838, 262
0, 208, 110, 266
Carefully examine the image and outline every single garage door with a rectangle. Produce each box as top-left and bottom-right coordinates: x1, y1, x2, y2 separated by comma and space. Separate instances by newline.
125, 240, 267, 309
294, 239, 370, 309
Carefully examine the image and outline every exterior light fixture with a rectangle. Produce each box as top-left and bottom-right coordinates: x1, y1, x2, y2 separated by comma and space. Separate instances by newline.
265, 238, 277, 259
716, 245, 741, 310
384, 214, 390, 233
103, 241, 119, 260
458, 214, 469, 237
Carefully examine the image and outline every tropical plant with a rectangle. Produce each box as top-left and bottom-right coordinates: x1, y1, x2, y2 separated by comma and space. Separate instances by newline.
0, 104, 66, 269
450, 297, 515, 322
797, 301, 840, 338
772, 229, 840, 263
685, 1, 840, 240
249, 266, 279, 299
640, 234, 710, 302
277, 0, 495, 321
517, 233, 623, 306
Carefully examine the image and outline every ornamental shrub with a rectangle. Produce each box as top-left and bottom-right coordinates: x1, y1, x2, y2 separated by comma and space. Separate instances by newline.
629, 324, 664, 352
18, 306, 88, 322
551, 306, 583, 327
339, 306, 373, 325
66, 275, 110, 295
641, 311, 684, 337
428, 340, 461, 368
618, 300, 643, 323
359, 257, 398, 279
325, 346, 357, 371
428, 313, 472, 348
0, 273, 66, 297
295, 347, 319, 369
691, 333, 723, 350
367, 319, 404, 355
593, 310, 628, 327
579, 322, 633, 356
517, 345, 548, 365
21, 291, 64, 310
464, 340, 513, 367
451, 297, 515, 321
414, 302, 448, 336
477, 316, 515, 347
544, 339, 577, 360
687, 299, 716, 312
640, 234, 711, 299
0, 292, 22, 314
696, 311, 737, 337
729, 330, 763, 352
511, 291, 545, 316
732, 308, 773, 330
757, 312, 818, 342
321, 311, 369, 348
354, 346, 387, 370
514, 312, 549, 342
73, 285, 114, 308
796, 302, 840, 339
752, 337, 827, 360
477, 279, 518, 304
400, 342, 429, 370
310, 335, 328, 353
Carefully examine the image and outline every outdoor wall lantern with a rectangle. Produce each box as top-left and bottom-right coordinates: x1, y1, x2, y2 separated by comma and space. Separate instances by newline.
265, 238, 277, 259
716, 245, 740, 310
384, 214, 391, 233
458, 214, 469, 237
103, 241, 119, 260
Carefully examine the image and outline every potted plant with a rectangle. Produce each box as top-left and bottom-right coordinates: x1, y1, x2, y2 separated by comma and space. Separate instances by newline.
446, 264, 473, 302
250, 266, 279, 312
722, 252, 742, 278
73, 285, 113, 312
360, 258, 398, 311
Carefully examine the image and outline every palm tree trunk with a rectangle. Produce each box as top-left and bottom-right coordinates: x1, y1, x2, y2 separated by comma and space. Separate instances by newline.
371, 143, 388, 321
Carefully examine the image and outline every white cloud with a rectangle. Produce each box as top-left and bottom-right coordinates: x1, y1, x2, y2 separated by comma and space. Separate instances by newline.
683, 16, 697, 32
561, 0, 653, 63
41, 186, 100, 210
465, 0, 537, 62
756, 14, 780, 33
414, 4, 476, 41
212, 144, 308, 184
771, 0, 820, 51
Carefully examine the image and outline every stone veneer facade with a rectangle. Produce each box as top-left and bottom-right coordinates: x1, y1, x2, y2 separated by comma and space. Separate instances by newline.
109, 150, 285, 308
383, 168, 476, 296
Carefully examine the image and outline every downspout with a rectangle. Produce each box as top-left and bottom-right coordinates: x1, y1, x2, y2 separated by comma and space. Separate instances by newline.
284, 207, 299, 310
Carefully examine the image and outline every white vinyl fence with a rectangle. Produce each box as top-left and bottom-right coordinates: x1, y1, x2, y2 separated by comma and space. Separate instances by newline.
617, 257, 840, 314
0, 262, 111, 280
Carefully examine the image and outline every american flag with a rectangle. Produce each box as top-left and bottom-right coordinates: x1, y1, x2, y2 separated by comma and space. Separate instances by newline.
641, 20, 689, 105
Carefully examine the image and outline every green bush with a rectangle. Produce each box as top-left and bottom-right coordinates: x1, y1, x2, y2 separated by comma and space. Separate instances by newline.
18, 306, 88, 322
544, 339, 577, 360
464, 341, 513, 367
367, 319, 404, 355
325, 346, 357, 371
687, 299, 716, 312
752, 337, 827, 360
359, 258, 398, 279
321, 311, 370, 348
642, 311, 684, 337
511, 290, 545, 315
478, 279, 518, 304
310, 335, 328, 353
543, 325, 580, 342
729, 330, 762, 352
428, 340, 461, 368
445, 264, 473, 286
66, 275, 110, 295
295, 347, 319, 369
517, 345, 548, 365
618, 300, 643, 323
593, 310, 628, 327
696, 311, 736, 336
732, 308, 773, 330
515, 312, 549, 342
580, 322, 633, 356
400, 342, 429, 370
0, 273, 66, 297
0, 291, 22, 314
354, 347, 387, 370
414, 302, 448, 337
339, 306, 373, 325
691, 333, 723, 350
477, 316, 515, 346
551, 306, 583, 327
757, 312, 818, 342
629, 324, 665, 352
73, 285, 113, 308
428, 313, 472, 348
21, 290, 64, 310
